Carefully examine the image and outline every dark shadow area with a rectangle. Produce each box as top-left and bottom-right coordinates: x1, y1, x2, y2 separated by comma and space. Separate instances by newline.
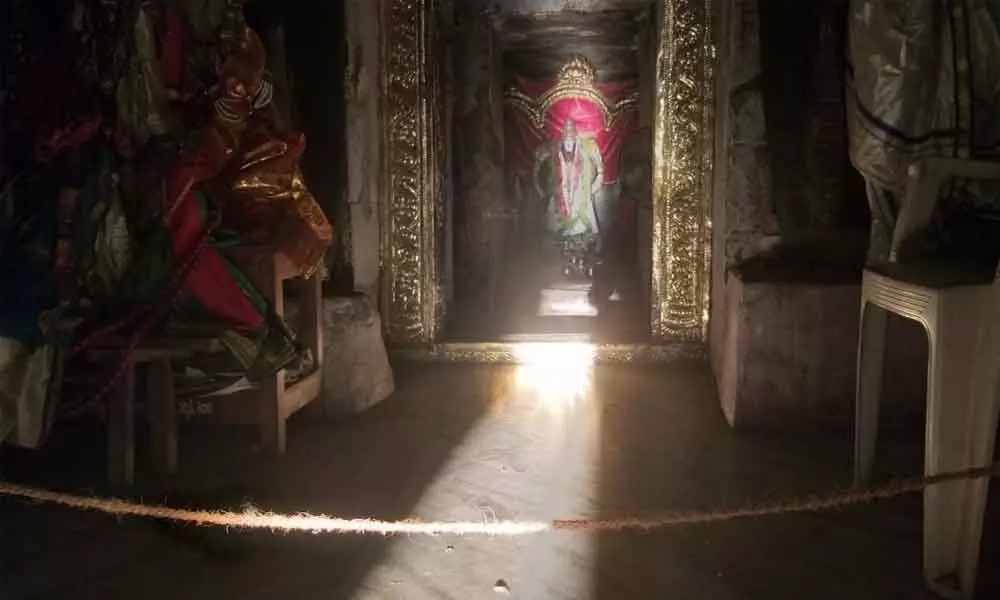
0, 363, 491, 599
591, 365, 1000, 599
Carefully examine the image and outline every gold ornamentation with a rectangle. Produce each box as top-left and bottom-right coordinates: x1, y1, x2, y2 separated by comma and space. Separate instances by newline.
609, 94, 641, 128
382, 0, 714, 349
557, 55, 598, 87
226, 130, 333, 276
650, 0, 714, 340
391, 342, 706, 364
503, 55, 640, 131
382, 0, 443, 344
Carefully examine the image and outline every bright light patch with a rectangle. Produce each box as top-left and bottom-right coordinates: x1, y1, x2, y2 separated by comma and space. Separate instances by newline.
351, 339, 601, 599
537, 286, 598, 317
512, 342, 596, 412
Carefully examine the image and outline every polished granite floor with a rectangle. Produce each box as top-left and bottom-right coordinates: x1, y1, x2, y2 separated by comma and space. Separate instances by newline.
1, 358, 998, 600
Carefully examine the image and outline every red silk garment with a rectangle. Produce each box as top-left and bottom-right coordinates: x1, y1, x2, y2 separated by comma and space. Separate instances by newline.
157, 5, 187, 93
156, 23, 272, 334
505, 76, 638, 183
162, 129, 264, 332
223, 125, 334, 275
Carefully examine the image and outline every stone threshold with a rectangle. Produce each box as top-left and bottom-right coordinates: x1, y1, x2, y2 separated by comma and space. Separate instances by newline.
391, 341, 706, 364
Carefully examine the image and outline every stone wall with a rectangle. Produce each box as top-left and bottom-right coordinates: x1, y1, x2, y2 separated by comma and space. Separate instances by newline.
710, 0, 922, 428
452, 6, 507, 307
280, 0, 392, 418
280, 0, 351, 288
242, 0, 352, 287
344, 0, 384, 298
710, 0, 778, 377
757, 0, 867, 235
717, 276, 926, 429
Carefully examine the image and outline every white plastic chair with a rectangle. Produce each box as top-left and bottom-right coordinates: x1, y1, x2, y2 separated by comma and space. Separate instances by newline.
855, 158, 1000, 599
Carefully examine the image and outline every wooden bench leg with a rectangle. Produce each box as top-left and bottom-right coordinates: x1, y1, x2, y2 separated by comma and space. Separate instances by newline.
299, 274, 323, 367
251, 254, 286, 455
260, 369, 286, 455
108, 366, 136, 487
297, 273, 326, 421
148, 359, 178, 476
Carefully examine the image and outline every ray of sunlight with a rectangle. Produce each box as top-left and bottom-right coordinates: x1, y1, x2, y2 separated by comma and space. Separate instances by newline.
352, 343, 601, 599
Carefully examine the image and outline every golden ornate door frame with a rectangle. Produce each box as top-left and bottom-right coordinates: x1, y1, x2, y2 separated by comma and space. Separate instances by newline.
381, 0, 714, 354
650, 0, 714, 341
381, 0, 446, 346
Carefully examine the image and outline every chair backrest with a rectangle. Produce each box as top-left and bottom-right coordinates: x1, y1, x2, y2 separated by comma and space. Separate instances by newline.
889, 158, 1000, 265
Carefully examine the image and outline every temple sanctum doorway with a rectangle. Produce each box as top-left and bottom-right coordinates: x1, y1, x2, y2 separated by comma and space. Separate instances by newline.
379, 0, 713, 358
450, 13, 650, 342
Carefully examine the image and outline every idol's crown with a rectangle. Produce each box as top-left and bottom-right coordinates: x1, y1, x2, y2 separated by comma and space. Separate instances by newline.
556, 56, 597, 88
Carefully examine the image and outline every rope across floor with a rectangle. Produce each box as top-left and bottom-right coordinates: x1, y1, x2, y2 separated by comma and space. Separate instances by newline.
2, 462, 999, 537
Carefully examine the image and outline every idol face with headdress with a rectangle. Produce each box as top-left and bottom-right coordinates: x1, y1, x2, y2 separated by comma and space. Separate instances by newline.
561, 118, 579, 154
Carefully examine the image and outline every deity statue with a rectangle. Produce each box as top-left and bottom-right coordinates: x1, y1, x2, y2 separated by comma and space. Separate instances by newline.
1, 0, 332, 448
533, 117, 604, 240
119, 5, 332, 377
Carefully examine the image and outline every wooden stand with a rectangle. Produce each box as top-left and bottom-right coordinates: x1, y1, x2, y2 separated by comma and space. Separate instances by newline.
97, 249, 323, 486
96, 337, 223, 487
225, 249, 324, 455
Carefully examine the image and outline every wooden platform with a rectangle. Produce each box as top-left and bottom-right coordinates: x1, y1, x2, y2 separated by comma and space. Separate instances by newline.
88, 248, 324, 487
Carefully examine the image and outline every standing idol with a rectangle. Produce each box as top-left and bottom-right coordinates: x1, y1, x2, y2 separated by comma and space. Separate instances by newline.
533, 118, 604, 241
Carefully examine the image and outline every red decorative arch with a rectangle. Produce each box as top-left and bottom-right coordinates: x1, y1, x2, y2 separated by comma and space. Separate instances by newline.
504, 57, 639, 184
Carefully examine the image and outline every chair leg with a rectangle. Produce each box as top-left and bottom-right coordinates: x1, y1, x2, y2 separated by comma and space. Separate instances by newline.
954, 377, 1000, 597
148, 359, 178, 476
924, 314, 981, 598
107, 365, 136, 487
855, 301, 888, 487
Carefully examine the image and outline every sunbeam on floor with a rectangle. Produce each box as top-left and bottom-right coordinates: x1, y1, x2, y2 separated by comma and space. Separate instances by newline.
353, 343, 601, 599
513, 342, 596, 414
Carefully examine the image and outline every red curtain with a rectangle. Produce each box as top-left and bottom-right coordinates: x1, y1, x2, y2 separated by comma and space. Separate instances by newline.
505, 76, 637, 184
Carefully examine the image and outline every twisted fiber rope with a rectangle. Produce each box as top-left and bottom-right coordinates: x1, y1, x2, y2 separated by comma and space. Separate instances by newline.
2, 462, 998, 536
554, 462, 1000, 532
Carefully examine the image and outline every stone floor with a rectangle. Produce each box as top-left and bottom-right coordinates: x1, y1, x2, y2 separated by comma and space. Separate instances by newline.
1, 359, 998, 599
